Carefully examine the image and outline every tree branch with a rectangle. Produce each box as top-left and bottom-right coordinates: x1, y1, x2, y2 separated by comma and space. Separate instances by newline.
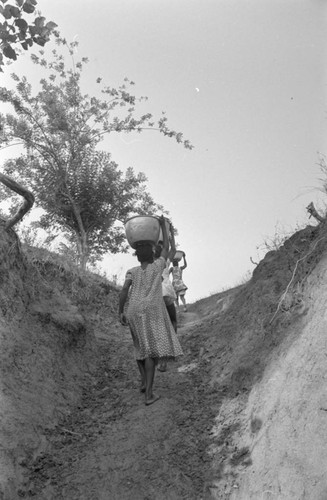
306, 202, 324, 223
0, 173, 34, 230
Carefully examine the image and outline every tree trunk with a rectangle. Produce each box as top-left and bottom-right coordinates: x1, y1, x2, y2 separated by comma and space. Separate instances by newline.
65, 190, 89, 270
75, 231, 89, 271
79, 240, 89, 271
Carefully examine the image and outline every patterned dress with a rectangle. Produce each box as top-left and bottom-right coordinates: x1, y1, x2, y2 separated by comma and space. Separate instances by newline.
125, 257, 183, 361
171, 266, 188, 296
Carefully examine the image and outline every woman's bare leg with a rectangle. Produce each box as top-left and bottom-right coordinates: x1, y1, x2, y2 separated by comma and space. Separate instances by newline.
144, 358, 160, 405
180, 294, 187, 311
136, 360, 146, 392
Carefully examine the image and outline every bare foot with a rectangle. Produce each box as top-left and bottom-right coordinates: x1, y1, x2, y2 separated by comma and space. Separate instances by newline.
145, 394, 161, 406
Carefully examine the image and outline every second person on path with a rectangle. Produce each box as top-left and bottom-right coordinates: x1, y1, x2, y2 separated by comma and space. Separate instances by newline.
171, 252, 188, 312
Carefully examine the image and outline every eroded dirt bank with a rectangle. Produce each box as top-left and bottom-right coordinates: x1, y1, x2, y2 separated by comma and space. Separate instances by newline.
221, 253, 327, 500
0, 229, 117, 499
187, 222, 327, 499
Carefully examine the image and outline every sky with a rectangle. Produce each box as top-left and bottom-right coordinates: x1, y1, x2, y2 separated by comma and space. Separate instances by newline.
1, 0, 327, 303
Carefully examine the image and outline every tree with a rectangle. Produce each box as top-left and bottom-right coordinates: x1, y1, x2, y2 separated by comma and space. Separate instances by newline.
0, 39, 191, 268
0, 37, 193, 152
4, 149, 165, 269
0, 0, 57, 71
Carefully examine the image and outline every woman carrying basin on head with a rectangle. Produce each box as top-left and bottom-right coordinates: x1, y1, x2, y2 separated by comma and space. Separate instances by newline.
170, 251, 188, 312
119, 215, 183, 406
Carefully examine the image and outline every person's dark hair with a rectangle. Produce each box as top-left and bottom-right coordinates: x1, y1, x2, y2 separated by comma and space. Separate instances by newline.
172, 260, 179, 266
135, 243, 154, 263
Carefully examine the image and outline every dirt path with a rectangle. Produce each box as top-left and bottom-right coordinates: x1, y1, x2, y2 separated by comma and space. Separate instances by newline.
25, 312, 219, 500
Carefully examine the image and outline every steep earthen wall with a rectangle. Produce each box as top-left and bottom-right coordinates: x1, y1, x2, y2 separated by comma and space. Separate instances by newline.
0, 226, 118, 498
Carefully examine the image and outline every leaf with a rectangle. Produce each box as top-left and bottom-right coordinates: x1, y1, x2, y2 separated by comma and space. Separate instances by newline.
22, 2, 34, 13
15, 18, 28, 31
9, 4, 20, 17
28, 25, 37, 35
33, 36, 46, 46
2, 4, 13, 18
21, 36, 32, 48
16, 0, 24, 6
34, 16, 45, 27
3, 44, 17, 60
21, 37, 33, 49
45, 21, 57, 31
4, 33, 16, 42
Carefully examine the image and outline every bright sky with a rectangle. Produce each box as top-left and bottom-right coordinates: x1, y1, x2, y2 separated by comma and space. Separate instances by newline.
1, 0, 327, 302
